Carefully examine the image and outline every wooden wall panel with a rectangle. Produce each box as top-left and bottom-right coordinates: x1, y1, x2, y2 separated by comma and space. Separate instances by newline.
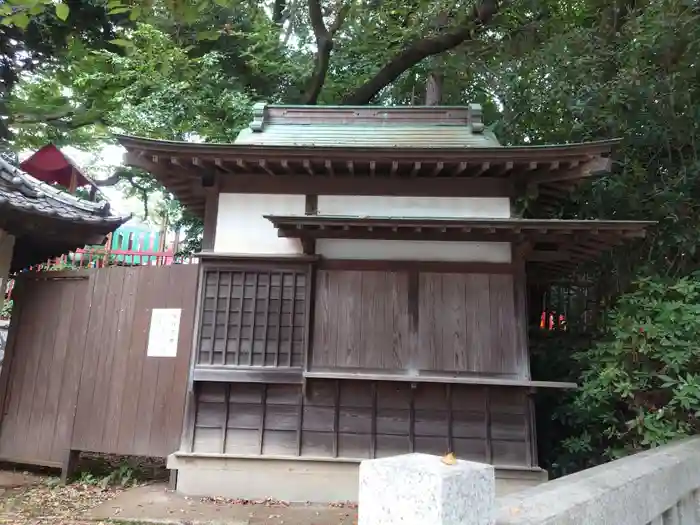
0, 277, 92, 467
191, 380, 534, 468
312, 270, 527, 377
0, 265, 199, 467
71, 265, 198, 458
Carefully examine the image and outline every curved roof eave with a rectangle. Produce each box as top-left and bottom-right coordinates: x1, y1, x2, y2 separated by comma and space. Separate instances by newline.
115, 133, 622, 159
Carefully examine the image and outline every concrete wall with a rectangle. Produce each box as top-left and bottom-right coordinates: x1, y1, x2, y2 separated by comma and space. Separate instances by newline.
168, 453, 547, 503
495, 437, 700, 525
171, 439, 700, 522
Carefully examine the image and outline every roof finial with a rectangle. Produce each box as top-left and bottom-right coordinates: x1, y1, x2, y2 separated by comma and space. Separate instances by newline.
468, 103, 484, 134
250, 102, 268, 132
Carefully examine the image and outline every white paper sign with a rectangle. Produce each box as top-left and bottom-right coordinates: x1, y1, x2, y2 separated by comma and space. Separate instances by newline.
147, 308, 182, 357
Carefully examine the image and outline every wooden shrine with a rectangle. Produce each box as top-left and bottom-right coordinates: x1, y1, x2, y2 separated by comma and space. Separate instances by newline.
117, 104, 653, 502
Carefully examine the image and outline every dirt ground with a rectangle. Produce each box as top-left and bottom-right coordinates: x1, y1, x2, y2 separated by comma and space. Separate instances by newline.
0, 467, 357, 525
0, 474, 126, 524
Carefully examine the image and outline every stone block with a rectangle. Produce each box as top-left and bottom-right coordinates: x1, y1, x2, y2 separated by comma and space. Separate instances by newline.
358, 453, 495, 525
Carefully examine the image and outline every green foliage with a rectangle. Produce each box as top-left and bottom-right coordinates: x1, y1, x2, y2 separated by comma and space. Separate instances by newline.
550, 273, 700, 473
75, 463, 135, 488
0, 299, 13, 319
173, 208, 203, 256
6, 0, 700, 475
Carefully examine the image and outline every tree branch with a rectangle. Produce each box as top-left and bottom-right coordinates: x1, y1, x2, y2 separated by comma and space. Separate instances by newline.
303, 0, 350, 104
94, 167, 152, 218
93, 173, 122, 186
273, 0, 287, 24
11, 106, 104, 130
342, 0, 503, 105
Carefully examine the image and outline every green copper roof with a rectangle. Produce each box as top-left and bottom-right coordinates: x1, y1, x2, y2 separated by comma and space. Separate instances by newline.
234, 103, 501, 149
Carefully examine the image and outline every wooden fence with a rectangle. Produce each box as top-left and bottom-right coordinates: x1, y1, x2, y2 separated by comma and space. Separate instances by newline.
0, 264, 198, 475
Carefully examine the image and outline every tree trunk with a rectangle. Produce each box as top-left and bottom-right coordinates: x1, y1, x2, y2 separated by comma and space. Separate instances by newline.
425, 71, 443, 105
425, 11, 448, 106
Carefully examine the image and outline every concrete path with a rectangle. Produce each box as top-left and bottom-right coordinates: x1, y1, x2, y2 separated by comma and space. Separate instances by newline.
87, 484, 357, 524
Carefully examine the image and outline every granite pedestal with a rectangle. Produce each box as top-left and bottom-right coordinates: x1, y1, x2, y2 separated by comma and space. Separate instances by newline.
358, 453, 495, 525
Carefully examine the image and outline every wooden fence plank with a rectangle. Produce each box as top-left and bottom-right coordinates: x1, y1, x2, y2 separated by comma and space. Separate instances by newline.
86, 268, 123, 451
132, 266, 171, 456
101, 267, 140, 453
38, 281, 77, 462
116, 266, 155, 454
148, 266, 183, 456
0, 265, 199, 466
53, 277, 93, 462
72, 269, 111, 451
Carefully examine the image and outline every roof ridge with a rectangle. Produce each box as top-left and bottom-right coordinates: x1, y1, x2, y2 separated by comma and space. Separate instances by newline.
0, 157, 128, 219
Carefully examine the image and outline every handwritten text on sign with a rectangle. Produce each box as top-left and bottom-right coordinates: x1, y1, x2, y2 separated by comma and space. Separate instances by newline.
147, 308, 182, 357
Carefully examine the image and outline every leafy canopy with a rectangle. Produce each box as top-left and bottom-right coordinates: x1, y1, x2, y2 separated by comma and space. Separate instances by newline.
5, 0, 700, 474
552, 273, 700, 471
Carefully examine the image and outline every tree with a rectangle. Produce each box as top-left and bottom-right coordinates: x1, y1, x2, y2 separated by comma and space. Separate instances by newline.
0, 0, 132, 140
7, 0, 700, 472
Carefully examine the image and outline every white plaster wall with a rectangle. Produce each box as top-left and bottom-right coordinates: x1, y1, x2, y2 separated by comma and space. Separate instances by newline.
317, 196, 511, 218
316, 239, 512, 263
214, 193, 305, 254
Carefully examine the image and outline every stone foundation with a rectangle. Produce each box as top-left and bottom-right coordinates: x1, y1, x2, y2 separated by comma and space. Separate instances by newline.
167, 453, 548, 503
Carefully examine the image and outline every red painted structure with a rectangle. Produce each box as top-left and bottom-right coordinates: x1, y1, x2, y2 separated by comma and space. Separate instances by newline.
20, 144, 96, 193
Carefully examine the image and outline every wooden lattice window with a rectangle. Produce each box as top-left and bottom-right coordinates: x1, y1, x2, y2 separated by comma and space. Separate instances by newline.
197, 267, 308, 367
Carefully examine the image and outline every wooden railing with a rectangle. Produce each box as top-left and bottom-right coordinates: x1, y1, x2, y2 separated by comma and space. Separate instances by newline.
27, 248, 199, 271
1, 249, 199, 315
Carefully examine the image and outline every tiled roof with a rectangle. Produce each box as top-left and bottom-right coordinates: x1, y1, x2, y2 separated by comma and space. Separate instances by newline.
0, 157, 129, 225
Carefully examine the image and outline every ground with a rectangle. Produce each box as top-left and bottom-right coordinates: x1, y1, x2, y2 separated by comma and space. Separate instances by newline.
0, 457, 357, 525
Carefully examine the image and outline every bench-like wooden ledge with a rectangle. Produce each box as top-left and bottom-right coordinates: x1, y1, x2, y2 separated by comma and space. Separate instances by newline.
303, 370, 577, 389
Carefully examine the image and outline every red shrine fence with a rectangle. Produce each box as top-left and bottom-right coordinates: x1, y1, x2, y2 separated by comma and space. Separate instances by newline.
0, 265, 198, 471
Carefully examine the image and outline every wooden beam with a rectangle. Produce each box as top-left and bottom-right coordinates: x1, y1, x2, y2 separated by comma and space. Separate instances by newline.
409, 162, 422, 177
219, 174, 514, 197
317, 259, 515, 273
466, 162, 489, 177
303, 160, 314, 176
451, 162, 468, 176
528, 157, 612, 184
431, 162, 445, 176
214, 158, 233, 173
277, 227, 641, 245
201, 189, 219, 251
390, 161, 399, 177
258, 160, 276, 176
302, 371, 578, 389
280, 160, 294, 174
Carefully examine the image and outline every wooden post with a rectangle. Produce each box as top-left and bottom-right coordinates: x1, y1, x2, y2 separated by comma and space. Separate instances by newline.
60, 450, 80, 484
103, 232, 113, 268
68, 168, 78, 194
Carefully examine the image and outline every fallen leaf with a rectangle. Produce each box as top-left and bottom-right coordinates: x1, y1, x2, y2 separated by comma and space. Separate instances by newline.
441, 452, 457, 465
